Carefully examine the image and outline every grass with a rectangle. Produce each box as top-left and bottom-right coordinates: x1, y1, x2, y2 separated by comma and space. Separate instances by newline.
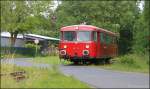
1, 63, 90, 88
100, 54, 149, 73
1, 53, 31, 59
31, 55, 149, 74
31, 56, 71, 65
1, 53, 148, 88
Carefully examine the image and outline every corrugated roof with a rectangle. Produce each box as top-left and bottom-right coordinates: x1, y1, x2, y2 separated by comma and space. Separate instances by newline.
1, 32, 60, 41
25, 34, 60, 41
1, 32, 23, 38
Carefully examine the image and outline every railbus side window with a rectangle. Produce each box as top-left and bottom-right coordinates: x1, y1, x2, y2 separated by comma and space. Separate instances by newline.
109, 35, 112, 44
105, 34, 108, 44
112, 37, 115, 44
112, 36, 116, 44
93, 31, 97, 41
105, 34, 111, 45
114, 37, 117, 44
100, 32, 105, 43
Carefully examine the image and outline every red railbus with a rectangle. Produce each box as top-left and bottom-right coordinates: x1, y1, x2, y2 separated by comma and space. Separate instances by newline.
59, 25, 118, 64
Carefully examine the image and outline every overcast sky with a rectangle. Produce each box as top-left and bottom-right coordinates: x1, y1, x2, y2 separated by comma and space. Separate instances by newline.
138, 1, 144, 11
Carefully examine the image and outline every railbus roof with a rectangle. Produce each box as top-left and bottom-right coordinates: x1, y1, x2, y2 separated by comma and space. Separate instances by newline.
60, 25, 117, 36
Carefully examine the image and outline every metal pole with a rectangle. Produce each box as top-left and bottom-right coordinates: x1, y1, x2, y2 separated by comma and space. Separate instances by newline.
35, 43, 37, 57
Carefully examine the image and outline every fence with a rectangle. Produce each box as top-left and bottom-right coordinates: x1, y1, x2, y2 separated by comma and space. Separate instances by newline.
1, 47, 39, 57
40, 46, 59, 56
1, 46, 59, 57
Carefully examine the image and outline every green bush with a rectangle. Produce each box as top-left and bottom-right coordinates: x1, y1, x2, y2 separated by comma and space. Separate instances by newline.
25, 43, 40, 56
118, 55, 141, 68
119, 55, 135, 65
146, 59, 149, 65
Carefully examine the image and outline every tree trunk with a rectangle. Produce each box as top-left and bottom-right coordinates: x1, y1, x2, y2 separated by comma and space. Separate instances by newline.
10, 31, 18, 54
10, 31, 18, 47
10, 32, 14, 47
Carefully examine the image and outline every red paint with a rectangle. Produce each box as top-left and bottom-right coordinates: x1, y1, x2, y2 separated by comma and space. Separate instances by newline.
59, 25, 118, 61
59, 41, 97, 58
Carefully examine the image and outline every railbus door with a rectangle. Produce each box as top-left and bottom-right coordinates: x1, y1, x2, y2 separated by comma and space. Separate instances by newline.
93, 31, 98, 58
100, 32, 107, 58
96, 31, 101, 58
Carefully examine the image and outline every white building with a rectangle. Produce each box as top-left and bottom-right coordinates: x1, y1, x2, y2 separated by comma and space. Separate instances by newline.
1, 32, 25, 47
1, 32, 60, 47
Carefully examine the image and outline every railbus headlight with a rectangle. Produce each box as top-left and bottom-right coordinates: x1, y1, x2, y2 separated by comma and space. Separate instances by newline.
85, 45, 89, 48
60, 50, 66, 55
82, 50, 89, 55
64, 45, 67, 48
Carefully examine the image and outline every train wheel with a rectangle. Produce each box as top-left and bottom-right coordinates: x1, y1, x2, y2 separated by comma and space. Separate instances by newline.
73, 61, 79, 65
82, 60, 87, 65
99, 59, 105, 65
105, 58, 111, 64
85, 61, 91, 65
93, 59, 100, 65
86, 60, 92, 65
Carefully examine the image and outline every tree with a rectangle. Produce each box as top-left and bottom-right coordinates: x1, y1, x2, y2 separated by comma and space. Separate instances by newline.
55, 1, 139, 54
133, 0, 149, 54
1, 1, 31, 46
25, 1, 55, 37
1, 1, 53, 47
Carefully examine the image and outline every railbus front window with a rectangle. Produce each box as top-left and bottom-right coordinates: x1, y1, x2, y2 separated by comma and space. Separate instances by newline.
63, 31, 76, 41
77, 31, 91, 41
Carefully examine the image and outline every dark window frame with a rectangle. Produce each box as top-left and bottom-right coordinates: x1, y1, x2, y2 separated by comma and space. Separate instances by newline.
93, 31, 97, 42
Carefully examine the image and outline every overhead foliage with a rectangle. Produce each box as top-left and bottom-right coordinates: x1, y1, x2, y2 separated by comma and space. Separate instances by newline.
133, 0, 149, 54
1, 1, 31, 46
1, 0, 148, 55
1, 1, 53, 46
55, 1, 139, 54
1, 1, 30, 33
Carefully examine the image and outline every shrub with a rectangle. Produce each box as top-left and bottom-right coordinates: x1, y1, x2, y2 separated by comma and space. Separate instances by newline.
119, 55, 134, 64
118, 55, 141, 68
25, 43, 40, 56
40, 49, 49, 57
146, 59, 149, 65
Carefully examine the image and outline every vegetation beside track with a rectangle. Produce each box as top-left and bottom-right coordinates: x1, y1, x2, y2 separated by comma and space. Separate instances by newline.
30, 56, 72, 65
1, 53, 148, 88
1, 63, 90, 88
30, 55, 149, 74
101, 54, 149, 73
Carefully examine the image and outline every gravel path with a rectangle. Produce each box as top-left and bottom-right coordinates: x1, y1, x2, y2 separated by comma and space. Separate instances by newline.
1, 58, 149, 88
